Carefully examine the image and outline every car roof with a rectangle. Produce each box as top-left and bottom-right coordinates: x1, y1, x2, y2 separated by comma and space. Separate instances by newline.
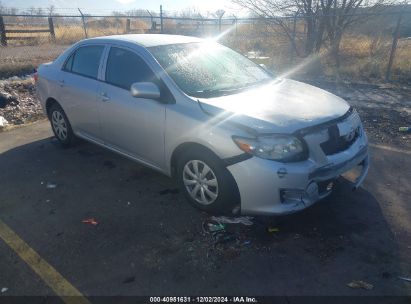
86, 34, 204, 47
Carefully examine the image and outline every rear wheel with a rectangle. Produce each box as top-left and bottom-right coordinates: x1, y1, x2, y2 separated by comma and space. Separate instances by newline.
177, 147, 239, 214
49, 103, 75, 147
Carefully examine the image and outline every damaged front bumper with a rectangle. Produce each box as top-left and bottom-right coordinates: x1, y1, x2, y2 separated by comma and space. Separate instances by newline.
227, 135, 369, 215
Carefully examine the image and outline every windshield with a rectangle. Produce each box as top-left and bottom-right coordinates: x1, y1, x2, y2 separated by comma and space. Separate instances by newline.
148, 42, 272, 98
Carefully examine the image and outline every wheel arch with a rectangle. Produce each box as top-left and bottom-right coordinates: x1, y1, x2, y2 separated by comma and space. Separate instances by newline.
171, 141, 242, 214
170, 142, 222, 178
45, 97, 60, 117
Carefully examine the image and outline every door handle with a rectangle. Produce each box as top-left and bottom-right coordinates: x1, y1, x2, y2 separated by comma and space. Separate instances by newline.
100, 92, 110, 102
58, 80, 65, 87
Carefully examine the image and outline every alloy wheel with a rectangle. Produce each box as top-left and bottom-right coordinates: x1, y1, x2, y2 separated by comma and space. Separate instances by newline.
183, 160, 219, 205
51, 110, 68, 141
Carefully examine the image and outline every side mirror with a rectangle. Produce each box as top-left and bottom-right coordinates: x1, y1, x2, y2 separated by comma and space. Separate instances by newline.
130, 82, 160, 100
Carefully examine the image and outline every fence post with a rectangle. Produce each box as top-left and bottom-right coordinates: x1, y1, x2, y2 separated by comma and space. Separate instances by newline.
160, 5, 163, 33
386, 13, 402, 81
48, 17, 56, 43
290, 12, 298, 64
0, 16, 7, 46
233, 15, 237, 36
126, 18, 130, 33
78, 8, 88, 38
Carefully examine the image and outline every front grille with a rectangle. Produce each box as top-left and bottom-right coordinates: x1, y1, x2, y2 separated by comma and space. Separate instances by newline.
320, 124, 360, 155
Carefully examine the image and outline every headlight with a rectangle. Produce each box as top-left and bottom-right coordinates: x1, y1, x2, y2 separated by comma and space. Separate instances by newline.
232, 134, 306, 162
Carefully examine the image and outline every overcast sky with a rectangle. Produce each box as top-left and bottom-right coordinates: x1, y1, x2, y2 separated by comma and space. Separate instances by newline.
1, 0, 245, 15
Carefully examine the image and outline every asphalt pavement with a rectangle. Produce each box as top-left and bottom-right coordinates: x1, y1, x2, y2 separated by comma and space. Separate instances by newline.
0, 120, 410, 299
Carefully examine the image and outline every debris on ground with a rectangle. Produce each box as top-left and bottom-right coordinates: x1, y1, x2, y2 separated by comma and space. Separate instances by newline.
347, 280, 374, 290
202, 215, 257, 248
0, 78, 45, 129
82, 218, 99, 226
213, 233, 236, 245
46, 182, 57, 189
267, 227, 280, 233
207, 223, 225, 233
398, 276, 411, 282
0, 116, 8, 128
210, 216, 254, 226
1, 287, 8, 293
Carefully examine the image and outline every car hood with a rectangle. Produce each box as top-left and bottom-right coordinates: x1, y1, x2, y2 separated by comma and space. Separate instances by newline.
197, 78, 350, 134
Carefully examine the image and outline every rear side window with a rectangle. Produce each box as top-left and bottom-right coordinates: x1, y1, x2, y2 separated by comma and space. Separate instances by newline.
63, 53, 74, 71
105, 47, 155, 90
64, 45, 104, 79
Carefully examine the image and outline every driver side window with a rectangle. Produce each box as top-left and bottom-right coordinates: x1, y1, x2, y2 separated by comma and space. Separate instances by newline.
105, 47, 156, 90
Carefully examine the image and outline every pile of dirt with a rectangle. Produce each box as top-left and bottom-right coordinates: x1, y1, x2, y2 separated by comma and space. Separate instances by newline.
0, 77, 45, 130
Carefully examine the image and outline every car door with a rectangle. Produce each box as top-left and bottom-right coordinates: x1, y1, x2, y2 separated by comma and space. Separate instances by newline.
58, 44, 105, 142
99, 46, 168, 169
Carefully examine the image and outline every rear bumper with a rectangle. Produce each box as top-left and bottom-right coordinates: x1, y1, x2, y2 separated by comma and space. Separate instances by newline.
227, 136, 369, 215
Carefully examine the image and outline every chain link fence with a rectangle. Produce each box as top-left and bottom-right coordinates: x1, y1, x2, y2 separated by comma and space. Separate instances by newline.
0, 11, 410, 82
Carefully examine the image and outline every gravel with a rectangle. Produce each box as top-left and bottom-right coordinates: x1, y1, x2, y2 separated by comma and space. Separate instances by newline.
0, 75, 45, 130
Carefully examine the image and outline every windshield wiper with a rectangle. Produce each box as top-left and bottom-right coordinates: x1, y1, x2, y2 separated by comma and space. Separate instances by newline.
189, 78, 274, 98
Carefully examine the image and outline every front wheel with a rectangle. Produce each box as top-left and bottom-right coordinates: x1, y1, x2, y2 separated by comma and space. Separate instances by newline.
177, 147, 239, 214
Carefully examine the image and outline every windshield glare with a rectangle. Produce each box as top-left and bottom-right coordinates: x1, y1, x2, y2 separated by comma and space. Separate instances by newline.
149, 42, 272, 98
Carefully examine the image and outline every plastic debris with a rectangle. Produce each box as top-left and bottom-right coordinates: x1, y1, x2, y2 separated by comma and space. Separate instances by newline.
243, 240, 252, 245
46, 182, 57, 189
82, 218, 99, 226
398, 276, 411, 282
347, 280, 374, 290
0, 116, 8, 128
207, 223, 225, 232
210, 216, 253, 226
1, 287, 8, 293
399, 127, 411, 133
267, 227, 280, 233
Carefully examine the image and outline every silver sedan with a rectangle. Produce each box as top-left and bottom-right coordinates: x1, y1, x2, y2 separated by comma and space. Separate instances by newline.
36, 34, 369, 215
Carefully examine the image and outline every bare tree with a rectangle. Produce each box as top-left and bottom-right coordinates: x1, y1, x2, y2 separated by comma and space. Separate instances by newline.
231, 0, 319, 56
323, 0, 387, 68
233, 0, 390, 68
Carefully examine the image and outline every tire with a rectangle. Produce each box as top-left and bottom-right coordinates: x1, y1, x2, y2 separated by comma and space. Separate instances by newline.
177, 147, 240, 214
48, 103, 75, 148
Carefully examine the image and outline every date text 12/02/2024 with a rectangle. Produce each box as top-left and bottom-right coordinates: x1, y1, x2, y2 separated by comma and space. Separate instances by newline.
149, 297, 258, 303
